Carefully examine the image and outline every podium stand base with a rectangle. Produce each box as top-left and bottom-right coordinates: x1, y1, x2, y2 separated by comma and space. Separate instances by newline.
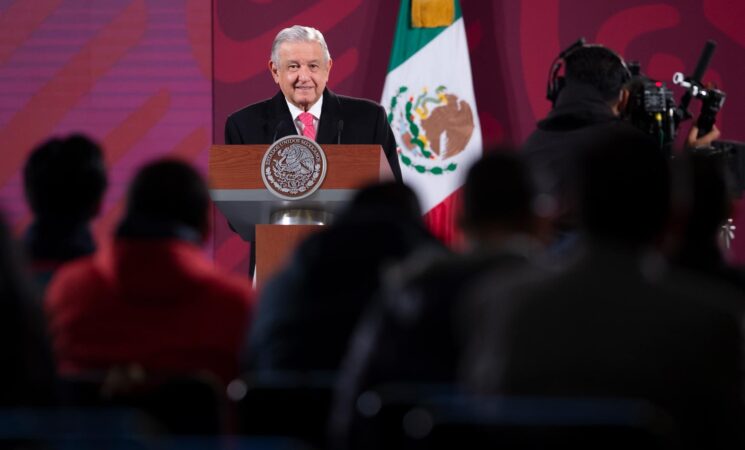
255, 224, 322, 287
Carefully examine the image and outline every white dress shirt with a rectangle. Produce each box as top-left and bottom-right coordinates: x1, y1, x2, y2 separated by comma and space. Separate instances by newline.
286, 96, 323, 136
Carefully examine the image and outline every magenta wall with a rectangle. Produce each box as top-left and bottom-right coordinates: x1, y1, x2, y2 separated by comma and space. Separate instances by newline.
1, 1, 744, 272
0, 0, 212, 250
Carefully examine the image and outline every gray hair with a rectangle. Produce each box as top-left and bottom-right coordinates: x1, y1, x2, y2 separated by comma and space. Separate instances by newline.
271, 25, 331, 66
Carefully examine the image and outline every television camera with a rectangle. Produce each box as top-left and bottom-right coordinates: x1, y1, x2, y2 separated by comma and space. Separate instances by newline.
625, 40, 726, 153
614, 41, 743, 196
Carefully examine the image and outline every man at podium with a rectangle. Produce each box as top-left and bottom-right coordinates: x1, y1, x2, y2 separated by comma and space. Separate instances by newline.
224, 25, 402, 182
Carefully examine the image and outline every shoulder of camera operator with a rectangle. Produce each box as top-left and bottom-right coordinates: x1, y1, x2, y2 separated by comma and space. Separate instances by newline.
686, 124, 721, 150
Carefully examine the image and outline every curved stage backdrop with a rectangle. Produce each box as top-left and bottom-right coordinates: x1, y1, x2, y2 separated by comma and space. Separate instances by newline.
1, 0, 744, 274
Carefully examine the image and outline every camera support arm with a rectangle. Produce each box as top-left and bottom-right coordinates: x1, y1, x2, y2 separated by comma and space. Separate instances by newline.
674, 40, 717, 127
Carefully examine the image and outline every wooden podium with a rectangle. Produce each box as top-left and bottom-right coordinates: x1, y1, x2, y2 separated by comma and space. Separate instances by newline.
209, 144, 394, 286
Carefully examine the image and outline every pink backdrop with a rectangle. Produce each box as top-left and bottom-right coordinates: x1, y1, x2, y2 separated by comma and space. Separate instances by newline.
0, 0, 211, 249
2, 1, 745, 273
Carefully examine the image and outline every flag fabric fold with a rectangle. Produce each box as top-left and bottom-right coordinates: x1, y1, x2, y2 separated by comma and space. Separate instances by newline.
382, 0, 482, 242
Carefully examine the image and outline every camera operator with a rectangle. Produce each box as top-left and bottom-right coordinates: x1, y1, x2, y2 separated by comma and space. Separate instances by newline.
523, 44, 719, 251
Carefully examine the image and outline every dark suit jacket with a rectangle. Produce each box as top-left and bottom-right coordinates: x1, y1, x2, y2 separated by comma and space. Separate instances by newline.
225, 89, 402, 182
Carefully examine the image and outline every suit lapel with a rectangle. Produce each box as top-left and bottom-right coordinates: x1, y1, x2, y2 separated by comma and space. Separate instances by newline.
266, 91, 296, 141
316, 89, 340, 144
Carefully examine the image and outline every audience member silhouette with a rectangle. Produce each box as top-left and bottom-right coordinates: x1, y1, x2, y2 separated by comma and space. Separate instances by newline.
669, 150, 745, 293
247, 182, 440, 372
522, 45, 652, 250
463, 135, 745, 450
0, 214, 56, 406
22, 134, 107, 288
329, 150, 549, 449
45, 160, 254, 384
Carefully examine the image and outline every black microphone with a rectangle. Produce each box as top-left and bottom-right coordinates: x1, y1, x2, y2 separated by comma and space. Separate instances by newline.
336, 119, 344, 144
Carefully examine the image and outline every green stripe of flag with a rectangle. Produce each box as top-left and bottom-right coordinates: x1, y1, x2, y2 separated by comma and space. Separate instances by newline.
387, 0, 463, 72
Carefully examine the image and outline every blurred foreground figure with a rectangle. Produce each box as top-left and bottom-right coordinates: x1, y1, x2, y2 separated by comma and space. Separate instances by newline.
464, 134, 745, 449
0, 215, 56, 406
330, 151, 549, 449
46, 160, 254, 384
22, 134, 107, 288
669, 150, 745, 293
247, 182, 439, 372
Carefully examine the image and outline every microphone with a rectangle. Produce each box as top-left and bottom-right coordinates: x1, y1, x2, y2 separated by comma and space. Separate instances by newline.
336, 120, 344, 144
335, 94, 344, 144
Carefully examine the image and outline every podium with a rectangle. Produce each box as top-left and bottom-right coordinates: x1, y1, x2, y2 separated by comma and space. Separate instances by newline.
209, 144, 394, 286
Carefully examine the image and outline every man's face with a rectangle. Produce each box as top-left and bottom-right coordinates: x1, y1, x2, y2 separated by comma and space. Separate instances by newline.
270, 41, 332, 111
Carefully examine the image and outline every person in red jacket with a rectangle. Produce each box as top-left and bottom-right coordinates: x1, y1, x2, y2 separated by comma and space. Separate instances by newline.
45, 160, 254, 385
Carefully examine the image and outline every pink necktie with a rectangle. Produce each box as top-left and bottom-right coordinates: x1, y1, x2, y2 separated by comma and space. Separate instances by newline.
298, 112, 316, 140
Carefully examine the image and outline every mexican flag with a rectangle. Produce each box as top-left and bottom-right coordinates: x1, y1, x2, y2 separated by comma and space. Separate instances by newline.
382, 0, 482, 241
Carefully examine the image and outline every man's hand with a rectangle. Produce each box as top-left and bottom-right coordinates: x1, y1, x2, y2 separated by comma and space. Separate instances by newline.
686, 124, 721, 148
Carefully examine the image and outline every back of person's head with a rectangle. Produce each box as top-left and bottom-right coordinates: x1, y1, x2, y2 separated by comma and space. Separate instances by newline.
344, 181, 422, 224
460, 149, 536, 235
680, 151, 731, 241
123, 159, 210, 235
0, 214, 55, 406
578, 134, 670, 245
23, 134, 107, 222
565, 45, 629, 102
0, 215, 24, 299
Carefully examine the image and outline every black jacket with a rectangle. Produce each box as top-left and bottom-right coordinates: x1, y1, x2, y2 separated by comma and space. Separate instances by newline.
225, 88, 402, 182
522, 84, 653, 231
464, 242, 745, 450
245, 207, 438, 372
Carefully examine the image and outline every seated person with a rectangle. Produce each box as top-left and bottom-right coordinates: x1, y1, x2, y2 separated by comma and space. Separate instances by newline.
22, 134, 107, 289
45, 160, 254, 384
668, 150, 745, 294
246, 182, 440, 372
0, 215, 56, 406
329, 150, 549, 448
464, 134, 745, 450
